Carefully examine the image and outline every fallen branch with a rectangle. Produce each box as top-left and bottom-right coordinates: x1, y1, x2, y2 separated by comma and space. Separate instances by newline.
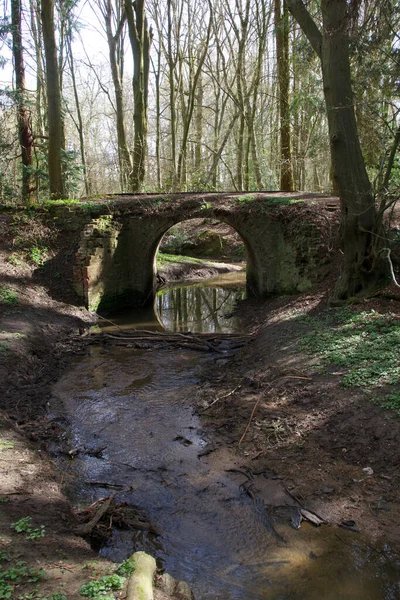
74, 493, 116, 535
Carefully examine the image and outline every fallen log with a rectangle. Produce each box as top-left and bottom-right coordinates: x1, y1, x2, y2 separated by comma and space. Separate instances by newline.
127, 552, 156, 600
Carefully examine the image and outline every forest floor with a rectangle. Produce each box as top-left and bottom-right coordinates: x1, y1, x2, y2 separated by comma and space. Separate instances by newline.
1, 211, 400, 598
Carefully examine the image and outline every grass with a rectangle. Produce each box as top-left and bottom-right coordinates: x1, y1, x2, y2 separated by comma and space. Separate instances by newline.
0, 441, 14, 450
298, 308, 400, 414
157, 252, 206, 266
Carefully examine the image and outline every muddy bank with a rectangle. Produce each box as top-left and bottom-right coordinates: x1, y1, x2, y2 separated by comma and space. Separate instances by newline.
197, 289, 400, 548
0, 213, 196, 599
157, 254, 244, 285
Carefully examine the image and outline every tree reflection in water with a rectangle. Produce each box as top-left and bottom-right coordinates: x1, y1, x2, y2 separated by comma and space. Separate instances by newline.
156, 284, 245, 333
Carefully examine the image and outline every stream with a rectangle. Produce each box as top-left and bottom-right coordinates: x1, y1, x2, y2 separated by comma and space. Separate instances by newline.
51, 273, 400, 599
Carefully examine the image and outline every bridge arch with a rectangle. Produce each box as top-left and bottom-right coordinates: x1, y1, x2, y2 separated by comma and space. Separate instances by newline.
68, 193, 337, 312
153, 216, 253, 287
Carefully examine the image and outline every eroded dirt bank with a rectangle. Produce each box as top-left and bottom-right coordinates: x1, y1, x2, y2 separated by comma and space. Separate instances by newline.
198, 290, 400, 547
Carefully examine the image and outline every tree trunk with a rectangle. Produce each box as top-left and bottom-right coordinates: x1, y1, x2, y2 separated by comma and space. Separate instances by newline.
125, 0, 151, 192
41, 0, 64, 198
66, 32, 90, 196
275, 0, 294, 191
11, 0, 35, 203
29, 0, 45, 139
286, 0, 387, 300
102, 0, 132, 191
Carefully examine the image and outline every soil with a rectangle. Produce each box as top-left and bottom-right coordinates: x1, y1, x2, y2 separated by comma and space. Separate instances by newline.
157, 256, 244, 284
2, 209, 400, 598
197, 287, 400, 546
159, 218, 244, 261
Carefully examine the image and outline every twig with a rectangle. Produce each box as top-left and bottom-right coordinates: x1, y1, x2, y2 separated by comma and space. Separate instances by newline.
96, 315, 125, 330
238, 396, 263, 446
201, 385, 241, 412
238, 374, 311, 446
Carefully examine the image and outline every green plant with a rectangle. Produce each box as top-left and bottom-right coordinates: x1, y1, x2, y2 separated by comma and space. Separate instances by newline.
0, 561, 44, 599
115, 557, 135, 577
79, 573, 125, 598
0, 343, 9, 353
11, 517, 45, 540
373, 392, 400, 416
200, 201, 212, 210
0, 288, 19, 307
235, 194, 256, 204
298, 308, 400, 413
7, 253, 24, 266
0, 441, 14, 449
28, 246, 48, 266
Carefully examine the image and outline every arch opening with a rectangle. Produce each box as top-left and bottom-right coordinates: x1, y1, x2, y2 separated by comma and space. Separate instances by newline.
152, 218, 249, 333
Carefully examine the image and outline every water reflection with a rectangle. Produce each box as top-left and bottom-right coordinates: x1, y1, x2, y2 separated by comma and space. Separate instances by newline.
99, 271, 246, 334
156, 279, 245, 333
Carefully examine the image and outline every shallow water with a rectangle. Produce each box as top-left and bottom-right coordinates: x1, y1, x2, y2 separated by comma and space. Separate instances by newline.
99, 272, 246, 334
51, 275, 400, 599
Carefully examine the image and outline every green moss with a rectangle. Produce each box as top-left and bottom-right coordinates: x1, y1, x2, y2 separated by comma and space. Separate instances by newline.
296, 279, 312, 292
264, 196, 303, 205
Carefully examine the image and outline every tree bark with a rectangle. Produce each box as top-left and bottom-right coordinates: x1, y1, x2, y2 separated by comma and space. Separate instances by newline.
66, 32, 90, 196
102, 0, 132, 191
286, 0, 387, 300
11, 0, 35, 203
41, 0, 64, 198
274, 0, 294, 191
125, 0, 151, 192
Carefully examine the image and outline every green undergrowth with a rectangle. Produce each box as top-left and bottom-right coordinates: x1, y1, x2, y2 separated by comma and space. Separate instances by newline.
0, 541, 135, 600
157, 252, 206, 266
78, 557, 135, 600
297, 308, 400, 414
0, 288, 19, 307
0, 550, 45, 600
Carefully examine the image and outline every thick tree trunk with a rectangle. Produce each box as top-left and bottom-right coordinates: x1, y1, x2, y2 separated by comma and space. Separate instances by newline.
11, 0, 35, 203
274, 0, 294, 191
320, 0, 385, 299
41, 0, 64, 199
286, 0, 387, 300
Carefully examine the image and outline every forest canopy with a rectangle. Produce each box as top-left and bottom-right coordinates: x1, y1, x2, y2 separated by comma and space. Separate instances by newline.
0, 0, 398, 202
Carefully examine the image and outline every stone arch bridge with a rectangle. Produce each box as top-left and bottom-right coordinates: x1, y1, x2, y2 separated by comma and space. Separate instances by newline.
49, 192, 339, 312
